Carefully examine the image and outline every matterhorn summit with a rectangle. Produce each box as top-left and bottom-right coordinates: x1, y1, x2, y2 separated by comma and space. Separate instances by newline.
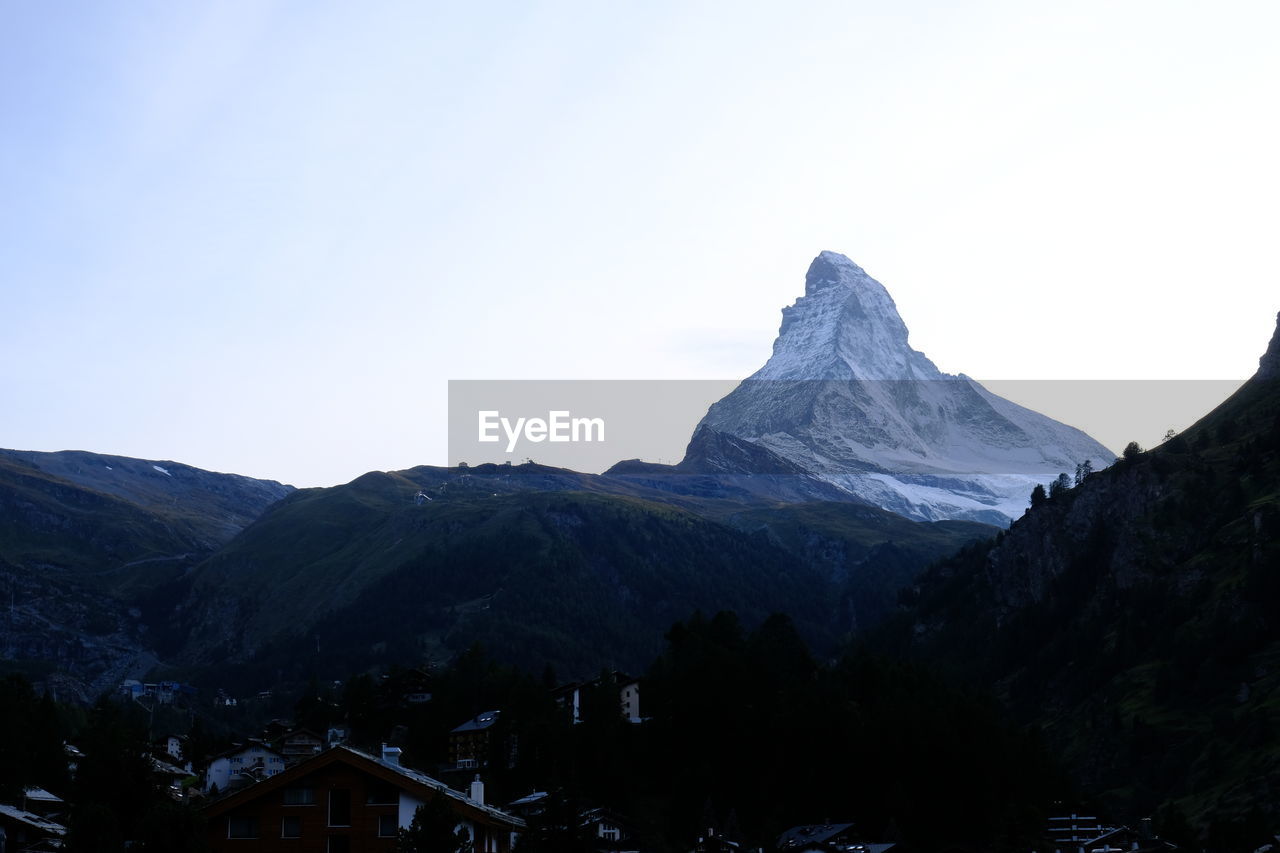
686, 251, 1115, 524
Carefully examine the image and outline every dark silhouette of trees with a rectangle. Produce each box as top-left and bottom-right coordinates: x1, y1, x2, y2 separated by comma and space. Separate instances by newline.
398, 796, 474, 853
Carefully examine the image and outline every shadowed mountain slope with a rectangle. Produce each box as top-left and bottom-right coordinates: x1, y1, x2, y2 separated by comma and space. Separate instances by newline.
883, 312, 1280, 831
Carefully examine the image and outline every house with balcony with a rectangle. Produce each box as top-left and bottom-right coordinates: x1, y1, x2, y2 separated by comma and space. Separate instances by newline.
205, 742, 287, 793
201, 744, 523, 852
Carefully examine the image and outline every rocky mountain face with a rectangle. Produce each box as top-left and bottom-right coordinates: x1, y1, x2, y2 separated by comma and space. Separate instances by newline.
606, 426, 859, 505
1257, 310, 1280, 380
886, 312, 1280, 831
686, 252, 1114, 524
0, 449, 291, 698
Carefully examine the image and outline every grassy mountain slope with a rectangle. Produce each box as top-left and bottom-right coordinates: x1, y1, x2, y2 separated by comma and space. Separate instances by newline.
173, 465, 994, 686
176, 484, 840, 683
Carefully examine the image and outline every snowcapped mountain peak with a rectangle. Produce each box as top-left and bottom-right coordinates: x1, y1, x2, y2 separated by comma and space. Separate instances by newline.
689, 251, 1115, 524
763, 252, 935, 382
805, 250, 869, 293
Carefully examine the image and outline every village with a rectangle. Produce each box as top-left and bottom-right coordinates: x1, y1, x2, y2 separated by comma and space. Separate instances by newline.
0, 667, 1198, 853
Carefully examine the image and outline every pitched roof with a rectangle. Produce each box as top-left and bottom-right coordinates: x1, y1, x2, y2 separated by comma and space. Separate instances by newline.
508, 791, 549, 807
0, 804, 67, 837
452, 710, 501, 733
149, 755, 191, 777
208, 740, 286, 762
277, 727, 325, 742
202, 744, 524, 830
776, 824, 895, 853
777, 824, 856, 847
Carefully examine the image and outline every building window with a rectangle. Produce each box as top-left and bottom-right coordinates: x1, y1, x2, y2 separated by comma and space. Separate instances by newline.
328, 836, 351, 853
281, 816, 301, 838
329, 789, 352, 827
228, 816, 259, 839
378, 814, 398, 837
457, 758, 476, 769
284, 787, 317, 805
366, 783, 397, 805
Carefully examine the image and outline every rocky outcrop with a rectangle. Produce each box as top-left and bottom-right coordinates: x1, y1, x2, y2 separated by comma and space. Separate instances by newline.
1257, 310, 1280, 380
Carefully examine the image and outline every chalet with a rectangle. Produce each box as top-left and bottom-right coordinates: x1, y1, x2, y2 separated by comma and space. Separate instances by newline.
275, 728, 327, 764
161, 733, 188, 764
581, 806, 645, 853
506, 791, 549, 820
620, 677, 641, 724
553, 671, 642, 725
380, 667, 435, 706
1047, 813, 1109, 849
20, 787, 64, 819
1045, 816, 1176, 853
262, 719, 294, 741
119, 679, 195, 705
449, 710, 502, 770
776, 823, 895, 853
201, 744, 524, 852
552, 682, 583, 723
0, 803, 66, 850
205, 742, 287, 793
150, 754, 194, 801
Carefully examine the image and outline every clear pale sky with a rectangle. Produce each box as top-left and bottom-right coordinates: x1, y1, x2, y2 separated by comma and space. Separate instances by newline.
3, 1, 1276, 487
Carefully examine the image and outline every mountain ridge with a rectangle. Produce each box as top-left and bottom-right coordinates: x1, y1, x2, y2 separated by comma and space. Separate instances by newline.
0, 448, 293, 696
167, 459, 994, 684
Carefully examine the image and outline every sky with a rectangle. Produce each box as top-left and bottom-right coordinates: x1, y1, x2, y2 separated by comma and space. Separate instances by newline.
2, 1, 1277, 487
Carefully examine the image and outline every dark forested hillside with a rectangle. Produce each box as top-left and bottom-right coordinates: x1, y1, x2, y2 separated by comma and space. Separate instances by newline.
175, 485, 839, 685
724, 501, 992, 630
0, 444, 991, 694
884, 314, 1280, 836
169, 458, 993, 688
